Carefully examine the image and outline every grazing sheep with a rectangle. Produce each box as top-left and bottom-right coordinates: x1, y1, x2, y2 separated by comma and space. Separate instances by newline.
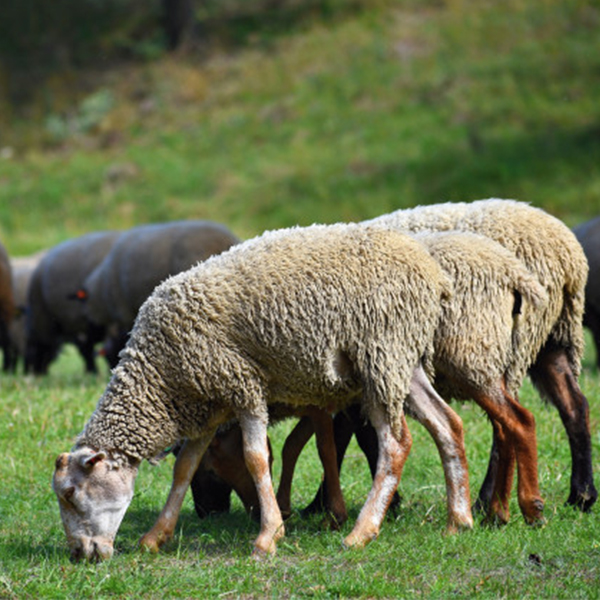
0, 240, 15, 372
573, 215, 600, 368
81, 220, 240, 367
364, 199, 596, 512
53, 223, 467, 562
6, 252, 47, 373
192, 230, 549, 526
25, 232, 120, 374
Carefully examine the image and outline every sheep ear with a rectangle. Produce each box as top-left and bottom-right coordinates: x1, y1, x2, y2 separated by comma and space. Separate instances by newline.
79, 450, 107, 469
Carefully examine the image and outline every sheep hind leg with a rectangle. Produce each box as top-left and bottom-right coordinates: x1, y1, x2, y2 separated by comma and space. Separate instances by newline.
344, 409, 410, 549
139, 431, 216, 553
529, 346, 597, 511
305, 406, 348, 529
472, 384, 544, 525
276, 416, 314, 519
473, 421, 516, 521
405, 365, 473, 533
302, 408, 357, 515
238, 412, 285, 558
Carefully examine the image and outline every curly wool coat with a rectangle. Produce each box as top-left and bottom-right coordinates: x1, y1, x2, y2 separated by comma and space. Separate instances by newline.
365, 198, 588, 396
77, 223, 450, 463
407, 230, 547, 400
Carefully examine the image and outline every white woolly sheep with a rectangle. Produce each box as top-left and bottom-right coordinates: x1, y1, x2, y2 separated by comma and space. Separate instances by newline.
53, 223, 467, 562
365, 198, 596, 512
206, 229, 549, 526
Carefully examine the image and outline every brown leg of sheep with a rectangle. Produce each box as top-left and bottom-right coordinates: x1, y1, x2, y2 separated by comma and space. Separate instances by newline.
471, 383, 544, 525
303, 408, 359, 515
306, 406, 348, 529
529, 346, 597, 511
276, 416, 314, 519
139, 431, 216, 553
405, 366, 473, 533
482, 422, 516, 525
238, 412, 285, 557
344, 409, 410, 548
276, 409, 347, 528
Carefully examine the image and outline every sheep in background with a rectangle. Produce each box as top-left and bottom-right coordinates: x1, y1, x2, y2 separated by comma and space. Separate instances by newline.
25, 231, 120, 375
364, 198, 596, 512
53, 223, 469, 562
0, 240, 15, 372
6, 252, 47, 373
573, 215, 600, 369
80, 220, 240, 367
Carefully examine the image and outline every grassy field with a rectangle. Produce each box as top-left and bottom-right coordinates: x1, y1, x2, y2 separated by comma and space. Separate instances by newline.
0, 346, 599, 599
1, 0, 600, 597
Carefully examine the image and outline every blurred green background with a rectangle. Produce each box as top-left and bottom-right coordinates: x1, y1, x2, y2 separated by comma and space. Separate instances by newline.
1, 0, 599, 254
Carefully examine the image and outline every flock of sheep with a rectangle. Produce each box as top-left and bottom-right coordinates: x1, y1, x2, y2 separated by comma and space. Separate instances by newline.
0, 198, 598, 563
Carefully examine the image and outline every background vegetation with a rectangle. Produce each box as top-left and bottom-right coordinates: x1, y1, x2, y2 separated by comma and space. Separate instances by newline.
0, 0, 599, 597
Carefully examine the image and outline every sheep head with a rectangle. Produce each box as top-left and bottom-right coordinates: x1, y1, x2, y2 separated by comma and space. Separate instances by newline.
52, 447, 138, 562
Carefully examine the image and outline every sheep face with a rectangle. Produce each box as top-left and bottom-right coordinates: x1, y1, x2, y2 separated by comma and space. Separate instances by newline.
52, 447, 137, 562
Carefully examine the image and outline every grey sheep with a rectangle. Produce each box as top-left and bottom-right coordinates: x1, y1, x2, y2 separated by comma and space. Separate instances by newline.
26, 231, 120, 374
81, 220, 240, 367
7, 252, 46, 372
573, 215, 600, 368
53, 223, 461, 562
0, 240, 15, 372
366, 198, 596, 511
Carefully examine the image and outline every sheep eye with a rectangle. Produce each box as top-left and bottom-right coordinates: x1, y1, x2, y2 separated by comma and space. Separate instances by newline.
63, 487, 75, 502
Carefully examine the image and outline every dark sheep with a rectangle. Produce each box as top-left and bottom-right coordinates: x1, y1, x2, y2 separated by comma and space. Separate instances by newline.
0, 240, 15, 372
81, 220, 240, 367
7, 253, 46, 373
573, 215, 600, 369
26, 231, 121, 374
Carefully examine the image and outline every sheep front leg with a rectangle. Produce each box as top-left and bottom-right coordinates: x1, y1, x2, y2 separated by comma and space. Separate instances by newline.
344, 409, 410, 548
239, 412, 285, 557
139, 432, 215, 553
406, 365, 473, 533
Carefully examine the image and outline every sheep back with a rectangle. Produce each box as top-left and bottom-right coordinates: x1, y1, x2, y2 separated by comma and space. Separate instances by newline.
366, 199, 588, 378
84, 220, 240, 330
412, 231, 547, 398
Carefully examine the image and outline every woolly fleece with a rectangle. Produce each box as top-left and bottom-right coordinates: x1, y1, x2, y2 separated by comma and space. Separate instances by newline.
77, 223, 449, 462
365, 199, 588, 390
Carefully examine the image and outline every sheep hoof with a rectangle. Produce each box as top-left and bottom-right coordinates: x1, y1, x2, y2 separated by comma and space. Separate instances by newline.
251, 544, 276, 560
343, 530, 377, 549
139, 531, 168, 553
566, 486, 598, 513
523, 498, 545, 527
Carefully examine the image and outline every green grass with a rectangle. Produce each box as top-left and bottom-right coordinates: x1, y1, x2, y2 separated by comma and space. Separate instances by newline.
0, 347, 599, 598
1, 0, 600, 597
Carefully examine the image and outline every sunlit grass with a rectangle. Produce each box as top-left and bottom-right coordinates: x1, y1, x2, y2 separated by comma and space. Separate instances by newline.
0, 345, 599, 598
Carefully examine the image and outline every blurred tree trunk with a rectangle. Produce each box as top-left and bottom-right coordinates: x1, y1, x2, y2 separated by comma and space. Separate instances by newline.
162, 0, 195, 50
